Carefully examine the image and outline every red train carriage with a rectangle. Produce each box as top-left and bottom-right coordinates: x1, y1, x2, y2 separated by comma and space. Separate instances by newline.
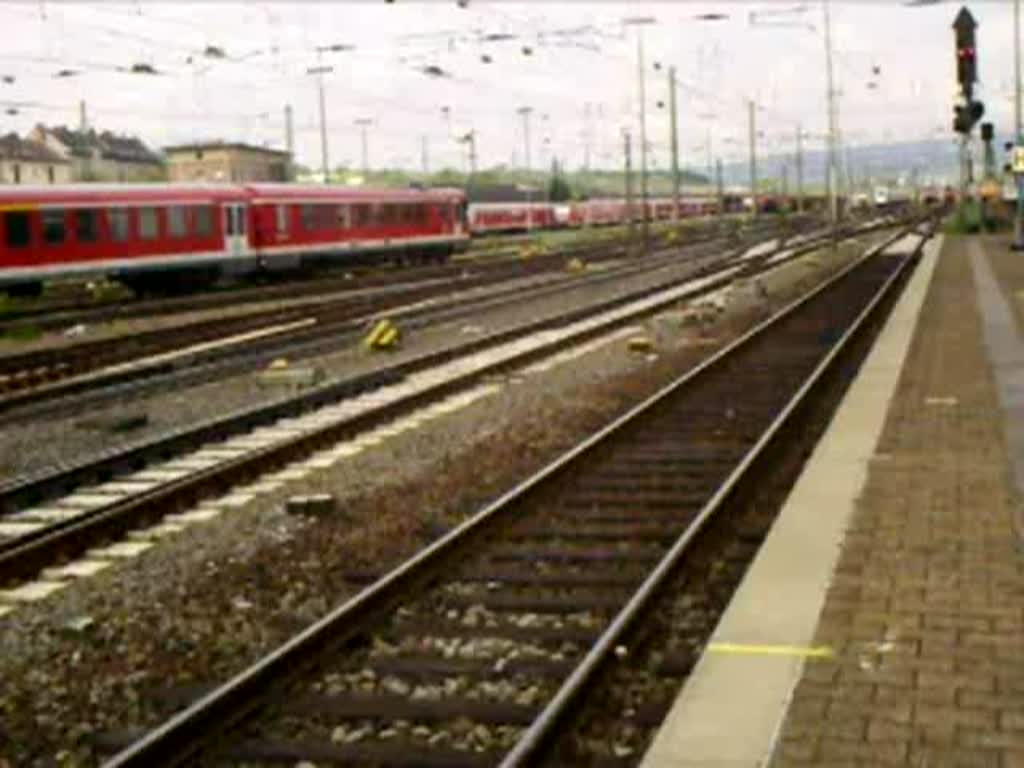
246, 184, 467, 270
468, 202, 559, 234
0, 184, 244, 293
0, 184, 468, 293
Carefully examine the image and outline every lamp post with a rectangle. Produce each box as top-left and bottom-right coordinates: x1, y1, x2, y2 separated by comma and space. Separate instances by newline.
306, 54, 332, 183
623, 16, 655, 252
1014, 0, 1024, 249
354, 117, 373, 177
305, 43, 353, 184
517, 106, 533, 231
823, 0, 840, 233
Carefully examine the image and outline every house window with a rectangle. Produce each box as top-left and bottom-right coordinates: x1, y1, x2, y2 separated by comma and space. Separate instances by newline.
3, 211, 30, 248
167, 206, 188, 238
74, 209, 100, 242
12, 164, 20, 184
109, 208, 131, 241
194, 206, 214, 236
47, 166, 55, 184
41, 209, 65, 245
138, 207, 158, 240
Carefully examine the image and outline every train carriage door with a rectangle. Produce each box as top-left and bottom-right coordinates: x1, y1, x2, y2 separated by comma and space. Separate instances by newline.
223, 203, 248, 256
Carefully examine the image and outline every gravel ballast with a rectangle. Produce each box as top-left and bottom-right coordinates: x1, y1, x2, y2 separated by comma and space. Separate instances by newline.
0, 241, 732, 479
0, 234, 889, 766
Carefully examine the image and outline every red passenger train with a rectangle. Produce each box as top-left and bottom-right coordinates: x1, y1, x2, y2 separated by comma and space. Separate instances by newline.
0, 184, 469, 293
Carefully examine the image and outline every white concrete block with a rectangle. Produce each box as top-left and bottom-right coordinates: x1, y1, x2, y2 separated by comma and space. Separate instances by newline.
7, 507, 82, 523
0, 520, 47, 537
128, 522, 186, 540
59, 493, 120, 509
88, 540, 155, 559
218, 493, 255, 508
43, 559, 112, 579
0, 579, 68, 602
164, 507, 222, 524
92, 480, 161, 495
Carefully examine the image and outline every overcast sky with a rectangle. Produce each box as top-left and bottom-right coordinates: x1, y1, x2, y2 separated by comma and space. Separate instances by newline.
0, 1, 1017, 174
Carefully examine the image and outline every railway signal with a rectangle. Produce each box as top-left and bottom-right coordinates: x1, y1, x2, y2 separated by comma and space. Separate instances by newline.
954, 7, 978, 100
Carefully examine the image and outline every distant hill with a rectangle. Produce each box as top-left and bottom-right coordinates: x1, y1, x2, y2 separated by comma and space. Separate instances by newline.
719, 137, 990, 190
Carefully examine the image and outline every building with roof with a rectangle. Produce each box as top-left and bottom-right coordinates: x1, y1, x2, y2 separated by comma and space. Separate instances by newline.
27, 124, 164, 182
162, 141, 291, 183
0, 133, 72, 185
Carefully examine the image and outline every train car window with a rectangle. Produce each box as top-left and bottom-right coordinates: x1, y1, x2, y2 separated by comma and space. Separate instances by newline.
276, 204, 289, 235
337, 205, 350, 229
351, 204, 369, 228
41, 209, 66, 245
300, 204, 316, 232
74, 209, 99, 242
236, 207, 246, 235
225, 206, 236, 236
138, 207, 158, 240
109, 208, 131, 241
316, 204, 334, 230
3, 211, 30, 248
167, 206, 188, 238
194, 206, 214, 237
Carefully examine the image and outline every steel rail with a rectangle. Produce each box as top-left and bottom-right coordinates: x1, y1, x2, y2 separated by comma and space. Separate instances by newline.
500, 218, 933, 767
0, 217, 893, 517
0, 228, 807, 584
103, 216, 929, 768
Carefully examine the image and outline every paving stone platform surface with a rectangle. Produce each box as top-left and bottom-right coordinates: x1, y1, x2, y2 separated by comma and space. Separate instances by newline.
773, 235, 1024, 767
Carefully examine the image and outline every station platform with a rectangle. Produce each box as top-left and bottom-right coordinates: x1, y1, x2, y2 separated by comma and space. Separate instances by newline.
641, 233, 1024, 767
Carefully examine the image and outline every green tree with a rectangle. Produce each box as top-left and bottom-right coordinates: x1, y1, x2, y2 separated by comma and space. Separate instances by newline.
548, 159, 572, 202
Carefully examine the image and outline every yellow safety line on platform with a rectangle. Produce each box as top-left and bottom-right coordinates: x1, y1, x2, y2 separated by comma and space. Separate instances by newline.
706, 642, 834, 658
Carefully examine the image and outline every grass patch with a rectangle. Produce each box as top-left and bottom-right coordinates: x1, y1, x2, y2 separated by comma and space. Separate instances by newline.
945, 199, 1014, 234
1, 324, 42, 342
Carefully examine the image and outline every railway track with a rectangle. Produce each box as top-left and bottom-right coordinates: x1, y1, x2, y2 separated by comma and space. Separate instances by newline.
0, 216, 762, 339
0, 218, 912, 592
94, 217, 934, 767
0, 220, 794, 409
0, 218, 831, 422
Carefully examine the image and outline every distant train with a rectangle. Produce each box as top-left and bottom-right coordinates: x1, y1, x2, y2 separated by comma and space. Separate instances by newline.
466, 196, 724, 235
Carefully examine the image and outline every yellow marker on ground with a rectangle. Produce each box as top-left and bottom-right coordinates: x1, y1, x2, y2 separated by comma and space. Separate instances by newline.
364, 319, 400, 350
706, 642, 833, 659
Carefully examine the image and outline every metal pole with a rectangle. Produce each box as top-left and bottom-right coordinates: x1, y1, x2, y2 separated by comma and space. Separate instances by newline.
284, 104, 294, 181
316, 57, 329, 184
360, 126, 369, 176
669, 66, 681, 223
583, 102, 592, 171
624, 129, 636, 253
796, 124, 804, 213
1014, 0, 1024, 249
637, 29, 650, 250
748, 99, 758, 220
824, 0, 839, 230
960, 133, 969, 202
715, 158, 724, 218
519, 107, 533, 232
